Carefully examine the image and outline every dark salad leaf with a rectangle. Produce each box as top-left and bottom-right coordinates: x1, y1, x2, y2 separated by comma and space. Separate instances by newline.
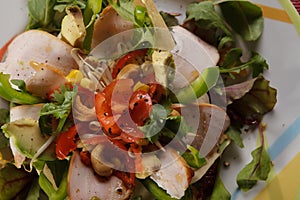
160, 11, 179, 27
227, 76, 277, 126
0, 164, 34, 199
219, 1, 264, 41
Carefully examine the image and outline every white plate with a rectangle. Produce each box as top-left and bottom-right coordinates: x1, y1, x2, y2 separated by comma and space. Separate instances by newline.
1, 0, 300, 199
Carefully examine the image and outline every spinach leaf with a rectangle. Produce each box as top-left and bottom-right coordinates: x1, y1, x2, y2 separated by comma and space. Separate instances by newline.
236, 146, 272, 191
219, 1, 264, 41
27, 0, 57, 31
219, 48, 269, 78
185, 1, 232, 37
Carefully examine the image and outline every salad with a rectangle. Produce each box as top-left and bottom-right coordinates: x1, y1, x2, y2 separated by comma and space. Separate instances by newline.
0, 0, 277, 199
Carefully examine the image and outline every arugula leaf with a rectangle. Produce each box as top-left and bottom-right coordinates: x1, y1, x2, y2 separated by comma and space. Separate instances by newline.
211, 174, 231, 200
227, 76, 277, 126
237, 146, 272, 191
219, 48, 269, 78
181, 145, 206, 168
39, 84, 77, 135
219, 1, 264, 41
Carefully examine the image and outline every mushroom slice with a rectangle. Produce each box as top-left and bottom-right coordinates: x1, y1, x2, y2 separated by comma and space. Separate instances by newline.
68, 151, 132, 200
0, 30, 78, 84
150, 148, 193, 199
90, 144, 114, 177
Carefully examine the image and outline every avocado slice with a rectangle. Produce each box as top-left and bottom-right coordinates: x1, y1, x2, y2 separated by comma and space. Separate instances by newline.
2, 119, 56, 161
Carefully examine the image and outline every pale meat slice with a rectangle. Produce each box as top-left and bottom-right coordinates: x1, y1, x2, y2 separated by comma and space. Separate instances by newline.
91, 5, 134, 49
150, 148, 193, 199
68, 151, 132, 200
0, 30, 77, 85
171, 26, 220, 89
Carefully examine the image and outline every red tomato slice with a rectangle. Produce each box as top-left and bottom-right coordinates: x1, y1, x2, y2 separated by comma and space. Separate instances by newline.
56, 125, 77, 160
112, 49, 148, 79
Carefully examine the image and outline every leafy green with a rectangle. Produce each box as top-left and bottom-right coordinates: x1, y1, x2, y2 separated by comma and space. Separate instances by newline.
185, 1, 232, 37
0, 109, 9, 126
46, 160, 69, 187
237, 146, 272, 191
83, 0, 103, 50
107, 0, 136, 22
181, 145, 207, 168
26, 0, 87, 34
0, 164, 33, 200
160, 11, 179, 27
25, 178, 41, 200
219, 48, 269, 78
219, 1, 264, 41
139, 104, 169, 142
39, 168, 68, 200
211, 174, 231, 200
227, 76, 277, 126
225, 126, 244, 148
39, 84, 77, 135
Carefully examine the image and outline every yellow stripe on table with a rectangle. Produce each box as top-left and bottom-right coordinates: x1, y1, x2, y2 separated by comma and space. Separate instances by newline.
258, 4, 292, 23
255, 152, 300, 200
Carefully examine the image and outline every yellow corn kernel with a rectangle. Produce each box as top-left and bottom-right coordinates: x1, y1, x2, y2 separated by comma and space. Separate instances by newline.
133, 81, 149, 92
66, 70, 84, 83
